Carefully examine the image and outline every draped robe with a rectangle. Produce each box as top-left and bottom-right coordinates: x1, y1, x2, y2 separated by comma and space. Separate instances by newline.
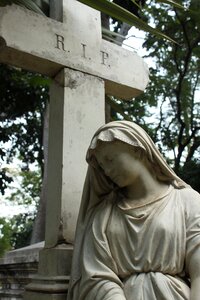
74, 186, 200, 300
67, 121, 200, 300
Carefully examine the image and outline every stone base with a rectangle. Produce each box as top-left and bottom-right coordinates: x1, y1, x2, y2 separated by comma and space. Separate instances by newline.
23, 243, 72, 300
24, 292, 67, 300
24, 276, 69, 300
0, 242, 73, 300
0, 242, 44, 300
24, 275, 69, 300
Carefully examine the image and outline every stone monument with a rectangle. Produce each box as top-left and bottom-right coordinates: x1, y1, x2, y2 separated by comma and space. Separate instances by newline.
0, 1, 149, 299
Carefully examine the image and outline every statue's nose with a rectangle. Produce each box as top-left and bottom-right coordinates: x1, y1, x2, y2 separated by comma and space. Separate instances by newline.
104, 166, 112, 177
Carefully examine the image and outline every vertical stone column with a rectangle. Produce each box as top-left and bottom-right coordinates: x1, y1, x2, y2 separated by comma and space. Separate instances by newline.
24, 68, 105, 300
46, 68, 105, 246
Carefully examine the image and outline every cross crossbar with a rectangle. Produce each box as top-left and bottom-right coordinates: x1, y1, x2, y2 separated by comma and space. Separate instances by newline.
0, 0, 148, 99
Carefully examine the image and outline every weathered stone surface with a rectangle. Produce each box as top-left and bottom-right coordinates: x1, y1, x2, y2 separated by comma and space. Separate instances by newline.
0, 242, 73, 300
0, 242, 44, 265
67, 122, 196, 299
0, 1, 149, 99
0, 1, 150, 299
24, 243, 72, 299
45, 68, 105, 246
0, 242, 44, 300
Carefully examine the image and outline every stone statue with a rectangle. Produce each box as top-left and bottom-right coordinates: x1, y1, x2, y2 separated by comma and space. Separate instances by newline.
67, 121, 200, 300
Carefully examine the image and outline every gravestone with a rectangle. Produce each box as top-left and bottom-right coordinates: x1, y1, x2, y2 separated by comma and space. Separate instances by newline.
0, 1, 149, 299
0, 242, 44, 300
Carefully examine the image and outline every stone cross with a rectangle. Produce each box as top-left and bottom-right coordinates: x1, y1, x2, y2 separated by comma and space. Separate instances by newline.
0, 1, 149, 298
0, 0, 148, 243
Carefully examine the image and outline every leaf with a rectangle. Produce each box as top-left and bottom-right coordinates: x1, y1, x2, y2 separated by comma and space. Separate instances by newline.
156, 0, 186, 10
129, 0, 141, 10
79, 0, 177, 43
102, 27, 136, 49
106, 95, 133, 121
102, 27, 127, 40
0, 1, 12, 5
14, 0, 45, 14
29, 75, 51, 87
0, 0, 45, 15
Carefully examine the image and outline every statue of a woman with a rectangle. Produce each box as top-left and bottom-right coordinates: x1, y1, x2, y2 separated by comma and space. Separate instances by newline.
67, 121, 200, 300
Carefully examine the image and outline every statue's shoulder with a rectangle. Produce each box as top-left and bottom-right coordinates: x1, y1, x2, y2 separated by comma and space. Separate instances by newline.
178, 186, 200, 200
177, 187, 200, 218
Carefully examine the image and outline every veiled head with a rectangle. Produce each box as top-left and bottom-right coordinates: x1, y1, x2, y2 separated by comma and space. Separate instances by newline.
86, 121, 186, 189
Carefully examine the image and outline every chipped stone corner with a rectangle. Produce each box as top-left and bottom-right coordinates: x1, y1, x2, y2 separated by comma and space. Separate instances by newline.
0, 36, 6, 49
54, 68, 86, 89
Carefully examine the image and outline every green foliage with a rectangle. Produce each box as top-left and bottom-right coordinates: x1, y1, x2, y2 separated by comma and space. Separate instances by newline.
7, 168, 41, 245
107, 96, 152, 129
7, 169, 42, 205
0, 168, 13, 196
109, 0, 200, 191
141, 0, 200, 172
79, 0, 177, 43
0, 64, 45, 248
0, 169, 41, 255
10, 213, 35, 249
0, 213, 36, 257
179, 159, 200, 193
0, 64, 49, 194
0, 218, 12, 257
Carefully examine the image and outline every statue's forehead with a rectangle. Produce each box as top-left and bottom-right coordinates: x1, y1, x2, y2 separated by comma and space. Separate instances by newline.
94, 140, 132, 157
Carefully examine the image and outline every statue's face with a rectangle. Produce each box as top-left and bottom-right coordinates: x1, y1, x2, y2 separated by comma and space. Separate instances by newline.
94, 141, 147, 188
